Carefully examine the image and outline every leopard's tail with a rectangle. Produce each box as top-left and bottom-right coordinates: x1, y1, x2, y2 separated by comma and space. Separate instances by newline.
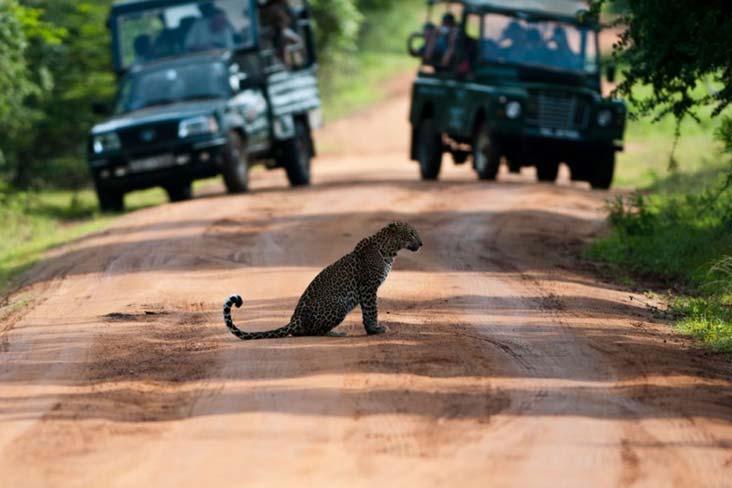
223, 295, 296, 341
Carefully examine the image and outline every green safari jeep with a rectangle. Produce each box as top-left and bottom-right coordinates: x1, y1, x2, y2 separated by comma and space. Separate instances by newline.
408, 0, 626, 188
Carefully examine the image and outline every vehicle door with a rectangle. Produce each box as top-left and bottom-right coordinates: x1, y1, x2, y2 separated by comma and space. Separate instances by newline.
445, 11, 483, 139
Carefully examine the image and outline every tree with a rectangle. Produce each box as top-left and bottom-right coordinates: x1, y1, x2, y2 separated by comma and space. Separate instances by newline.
595, 0, 732, 121
0, 1, 66, 186
0, 1, 38, 182
309, 0, 363, 66
15, 1, 114, 188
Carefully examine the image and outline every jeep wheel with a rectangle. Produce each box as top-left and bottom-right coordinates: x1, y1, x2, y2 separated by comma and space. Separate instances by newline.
473, 123, 500, 181
590, 150, 616, 190
96, 185, 124, 213
280, 120, 312, 187
536, 160, 560, 183
222, 131, 249, 194
165, 182, 193, 202
417, 118, 442, 180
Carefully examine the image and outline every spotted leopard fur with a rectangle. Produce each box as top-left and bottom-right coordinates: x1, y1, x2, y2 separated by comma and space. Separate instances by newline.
223, 222, 423, 340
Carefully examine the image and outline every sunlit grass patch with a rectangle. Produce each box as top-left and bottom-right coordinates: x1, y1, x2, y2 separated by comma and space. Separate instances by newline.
674, 296, 732, 353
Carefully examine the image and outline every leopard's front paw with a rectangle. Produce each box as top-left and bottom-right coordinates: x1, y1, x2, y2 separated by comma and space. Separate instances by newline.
366, 324, 388, 336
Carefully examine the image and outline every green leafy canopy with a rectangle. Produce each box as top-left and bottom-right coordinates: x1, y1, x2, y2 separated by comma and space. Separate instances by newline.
592, 0, 732, 122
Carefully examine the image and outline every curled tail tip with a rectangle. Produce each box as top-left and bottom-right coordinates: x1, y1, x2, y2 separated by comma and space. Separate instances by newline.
228, 294, 243, 308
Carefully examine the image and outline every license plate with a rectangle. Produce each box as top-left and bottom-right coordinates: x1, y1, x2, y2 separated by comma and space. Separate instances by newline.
129, 154, 174, 173
539, 128, 580, 140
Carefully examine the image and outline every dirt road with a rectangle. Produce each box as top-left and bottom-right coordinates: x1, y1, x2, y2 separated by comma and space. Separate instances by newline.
2, 89, 731, 487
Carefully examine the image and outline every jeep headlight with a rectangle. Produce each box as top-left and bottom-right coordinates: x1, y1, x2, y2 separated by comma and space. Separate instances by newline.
93, 132, 121, 154
505, 101, 522, 120
597, 109, 613, 128
179, 115, 219, 138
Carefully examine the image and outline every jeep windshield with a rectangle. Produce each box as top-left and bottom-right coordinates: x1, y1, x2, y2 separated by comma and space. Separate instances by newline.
116, 0, 255, 70
115, 61, 230, 114
474, 13, 598, 74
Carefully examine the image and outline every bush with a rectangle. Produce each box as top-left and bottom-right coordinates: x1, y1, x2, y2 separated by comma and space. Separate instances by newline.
589, 119, 732, 351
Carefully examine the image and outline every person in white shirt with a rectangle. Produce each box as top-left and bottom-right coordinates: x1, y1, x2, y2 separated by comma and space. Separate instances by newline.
185, 4, 236, 52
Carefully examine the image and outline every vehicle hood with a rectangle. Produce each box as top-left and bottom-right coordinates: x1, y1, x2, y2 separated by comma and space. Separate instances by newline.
91, 99, 226, 135
472, 65, 602, 100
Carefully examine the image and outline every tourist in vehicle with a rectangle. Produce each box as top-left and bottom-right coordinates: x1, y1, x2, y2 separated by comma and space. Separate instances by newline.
497, 20, 527, 62
423, 12, 458, 68
551, 26, 580, 70
185, 3, 237, 52
133, 34, 153, 64
523, 28, 547, 65
260, 0, 303, 66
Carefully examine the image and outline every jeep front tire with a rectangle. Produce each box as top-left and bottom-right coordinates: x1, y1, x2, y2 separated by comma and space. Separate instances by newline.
537, 160, 560, 183
165, 182, 193, 202
590, 150, 616, 190
417, 118, 442, 180
222, 131, 249, 194
95, 183, 124, 213
279, 120, 312, 187
473, 123, 500, 181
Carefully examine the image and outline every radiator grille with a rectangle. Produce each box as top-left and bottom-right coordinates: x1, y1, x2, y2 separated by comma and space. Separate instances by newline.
526, 92, 590, 131
118, 121, 179, 148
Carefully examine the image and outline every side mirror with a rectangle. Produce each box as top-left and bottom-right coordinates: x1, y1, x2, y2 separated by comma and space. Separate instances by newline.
92, 102, 111, 116
229, 74, 241, 92
606, 64, 616, 83
229, 73, 250, 92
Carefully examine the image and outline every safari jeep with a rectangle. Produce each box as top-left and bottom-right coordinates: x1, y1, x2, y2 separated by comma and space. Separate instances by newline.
88, 0, 321, 211
407, 0, 626, 188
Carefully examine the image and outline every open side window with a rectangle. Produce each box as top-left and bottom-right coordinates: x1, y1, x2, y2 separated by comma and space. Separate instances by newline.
257, 0, 316, 74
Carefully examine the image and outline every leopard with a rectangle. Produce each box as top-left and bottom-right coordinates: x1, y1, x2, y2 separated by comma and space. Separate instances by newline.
223, 222, 423, 340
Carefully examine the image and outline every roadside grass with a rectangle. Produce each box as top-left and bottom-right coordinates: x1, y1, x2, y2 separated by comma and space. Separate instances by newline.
587, 152, 732, 352
0, 187, 170, 294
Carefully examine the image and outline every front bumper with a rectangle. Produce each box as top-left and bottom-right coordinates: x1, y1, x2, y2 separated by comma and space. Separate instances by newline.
88, 136, 227, 191
494, 126, 622, 163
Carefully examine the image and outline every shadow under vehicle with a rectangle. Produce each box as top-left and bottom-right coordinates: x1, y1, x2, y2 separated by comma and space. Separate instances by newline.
89, 0, 321, 211
407, 0, 626, 188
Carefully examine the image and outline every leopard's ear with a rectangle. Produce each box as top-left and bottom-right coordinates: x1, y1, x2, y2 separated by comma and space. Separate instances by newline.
387, 222, 399, 231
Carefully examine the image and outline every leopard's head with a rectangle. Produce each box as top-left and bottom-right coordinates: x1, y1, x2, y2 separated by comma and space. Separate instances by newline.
381, 222, 423, 253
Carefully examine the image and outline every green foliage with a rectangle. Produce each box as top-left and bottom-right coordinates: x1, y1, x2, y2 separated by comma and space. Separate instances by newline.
319, 0, 422, 119
716, 115, 732, 155
0, 1, 114, 189
0, 1, 43, 177
591, 191, 730, 284
310, 0, 363, 66
595, 0, 732, 121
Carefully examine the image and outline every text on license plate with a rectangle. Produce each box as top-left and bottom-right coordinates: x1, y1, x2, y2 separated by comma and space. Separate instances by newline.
129, 154, 175, 173
539, 128, 581, 140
